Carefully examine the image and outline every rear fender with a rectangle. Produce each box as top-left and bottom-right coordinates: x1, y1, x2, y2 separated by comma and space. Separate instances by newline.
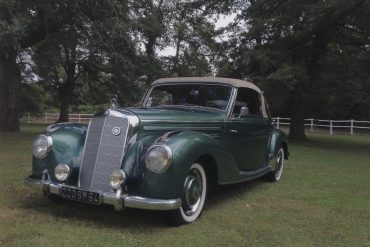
269, 129, 288, 160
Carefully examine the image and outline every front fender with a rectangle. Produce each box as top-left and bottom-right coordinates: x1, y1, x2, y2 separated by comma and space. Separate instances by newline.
31, 124, 87, 183
128, 131, 239, 199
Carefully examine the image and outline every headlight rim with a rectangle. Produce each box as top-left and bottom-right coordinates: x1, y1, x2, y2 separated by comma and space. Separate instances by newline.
145, 144, 173, 174
55, 163, 71, 182
32, 134, 53, 159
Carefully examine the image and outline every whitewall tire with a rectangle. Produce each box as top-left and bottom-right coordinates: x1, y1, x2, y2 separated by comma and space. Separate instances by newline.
168, 163, 207, 225
267, 147, 284, 182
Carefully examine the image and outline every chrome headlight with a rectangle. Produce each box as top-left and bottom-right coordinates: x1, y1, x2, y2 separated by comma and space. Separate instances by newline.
110, 169, 126, 189
145, 144, 172, 174
32, 134, 52, 159
55, 164, 70, 181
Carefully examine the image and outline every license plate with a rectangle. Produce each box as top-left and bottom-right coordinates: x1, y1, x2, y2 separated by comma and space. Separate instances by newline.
59, 186, 100, 205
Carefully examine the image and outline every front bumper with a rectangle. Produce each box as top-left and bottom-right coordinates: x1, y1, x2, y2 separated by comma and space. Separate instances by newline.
24, 175, 182, 211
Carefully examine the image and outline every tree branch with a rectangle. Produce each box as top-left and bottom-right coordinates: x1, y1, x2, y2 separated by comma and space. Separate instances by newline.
19, 9, 62, 49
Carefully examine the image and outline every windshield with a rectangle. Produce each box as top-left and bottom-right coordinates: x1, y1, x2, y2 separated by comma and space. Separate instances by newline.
144, 84, 233, 111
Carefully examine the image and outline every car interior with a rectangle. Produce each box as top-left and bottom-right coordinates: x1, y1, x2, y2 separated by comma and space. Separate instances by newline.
232, 88, 261, 118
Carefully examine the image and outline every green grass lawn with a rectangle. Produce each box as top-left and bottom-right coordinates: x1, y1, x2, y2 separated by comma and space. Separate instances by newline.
0, 124, 369, 246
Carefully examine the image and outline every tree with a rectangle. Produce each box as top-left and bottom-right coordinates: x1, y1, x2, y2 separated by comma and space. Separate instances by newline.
159, 1, 220, 77
131, 0, 167, 85
33, 29, 82, 122
32, 13, 94, 122
19, 83, 51, 117
0, 1, 63, 131
31, 1, 143, 122
221, 0, 369, 140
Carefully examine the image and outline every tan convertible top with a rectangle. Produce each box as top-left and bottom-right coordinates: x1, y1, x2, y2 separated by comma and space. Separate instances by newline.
152, 77, 262, 94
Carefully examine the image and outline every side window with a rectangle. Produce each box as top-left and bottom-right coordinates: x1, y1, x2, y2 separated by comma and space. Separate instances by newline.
232, 88, 261, 117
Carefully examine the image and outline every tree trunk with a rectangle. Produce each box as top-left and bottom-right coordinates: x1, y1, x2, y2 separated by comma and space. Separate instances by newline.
57, 69, 75, 123
0, 51, 21, 132
145, 35, 157, 85
288, 90, 306, 140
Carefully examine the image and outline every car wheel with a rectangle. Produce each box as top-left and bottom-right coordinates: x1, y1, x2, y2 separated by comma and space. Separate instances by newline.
267, 147, 284, 182
167, 163, 207, 226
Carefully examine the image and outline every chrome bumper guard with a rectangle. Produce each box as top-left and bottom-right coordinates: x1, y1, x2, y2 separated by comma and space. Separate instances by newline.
24, 176, 181, 211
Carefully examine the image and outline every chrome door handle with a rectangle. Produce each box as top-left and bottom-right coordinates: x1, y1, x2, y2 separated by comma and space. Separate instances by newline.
229, 129, 238, 133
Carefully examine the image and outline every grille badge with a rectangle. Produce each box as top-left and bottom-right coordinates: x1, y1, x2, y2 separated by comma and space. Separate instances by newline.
112, 127, 121, 136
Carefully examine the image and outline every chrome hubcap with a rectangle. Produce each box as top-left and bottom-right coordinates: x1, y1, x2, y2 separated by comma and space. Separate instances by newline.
183, 169, 202, 216
275, 150, 284, 179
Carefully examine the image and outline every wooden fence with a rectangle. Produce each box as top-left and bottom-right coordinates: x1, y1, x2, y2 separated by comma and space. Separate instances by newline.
20, 113, 370, 135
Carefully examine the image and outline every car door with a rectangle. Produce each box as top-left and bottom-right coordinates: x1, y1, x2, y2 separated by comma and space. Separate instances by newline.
223, 88, 271, 172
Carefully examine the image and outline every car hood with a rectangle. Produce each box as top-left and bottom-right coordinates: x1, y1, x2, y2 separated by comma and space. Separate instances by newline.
125, 107, 226, 123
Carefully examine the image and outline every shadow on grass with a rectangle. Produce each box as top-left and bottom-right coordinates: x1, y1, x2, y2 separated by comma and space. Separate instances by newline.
20, 197, 168, 229
18, 179, 265, 228
206, 179, 264, 210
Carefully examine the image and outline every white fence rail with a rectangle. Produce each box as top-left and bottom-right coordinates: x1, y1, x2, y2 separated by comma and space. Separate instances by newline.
272, 117, 370, 135
21, 113, 94, 124
20, 113, 370, 135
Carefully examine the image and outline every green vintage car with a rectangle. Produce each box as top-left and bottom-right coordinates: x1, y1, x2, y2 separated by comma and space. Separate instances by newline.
25, 77, 288, 225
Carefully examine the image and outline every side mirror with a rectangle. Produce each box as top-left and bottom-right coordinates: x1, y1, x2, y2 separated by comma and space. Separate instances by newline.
239, 106, 249, 118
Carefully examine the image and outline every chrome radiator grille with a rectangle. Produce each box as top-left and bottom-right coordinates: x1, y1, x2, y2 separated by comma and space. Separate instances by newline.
79, 115, 129, 192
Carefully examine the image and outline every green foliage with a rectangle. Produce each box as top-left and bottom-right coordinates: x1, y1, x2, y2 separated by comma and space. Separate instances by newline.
2, 0, 369, 128
72, 104, 111, 114
217, 0, 370, 138
14, 0, 223, 115
19, 83, 51, 116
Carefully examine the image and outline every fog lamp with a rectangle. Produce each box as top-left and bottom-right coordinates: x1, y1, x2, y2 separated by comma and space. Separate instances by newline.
110, 169, 126, 189
55, 164, 70, 182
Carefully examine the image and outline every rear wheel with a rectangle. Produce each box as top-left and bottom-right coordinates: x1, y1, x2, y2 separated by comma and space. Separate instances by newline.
167, 163, 207, 226
266, 147, 284, 182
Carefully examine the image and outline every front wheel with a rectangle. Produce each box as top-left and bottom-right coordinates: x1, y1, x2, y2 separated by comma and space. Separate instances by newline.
167, 163, 207, 226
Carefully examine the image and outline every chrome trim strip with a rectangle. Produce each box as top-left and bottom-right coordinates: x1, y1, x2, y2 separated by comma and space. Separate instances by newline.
90, 116, 107, 189
105, 109, 140, 128
124, 196, 181, 210
226, 87, 238, 117
141, 120, 223, 123
239, 166, 271, 176
143, 126, 221, 131
218, 166, 272, 185
78, 119, 92, 187
24, 176, 182, 211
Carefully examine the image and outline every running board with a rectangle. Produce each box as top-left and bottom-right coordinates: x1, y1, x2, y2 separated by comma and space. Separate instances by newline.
219, 166, 272, 185
239, 166, 272, 178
